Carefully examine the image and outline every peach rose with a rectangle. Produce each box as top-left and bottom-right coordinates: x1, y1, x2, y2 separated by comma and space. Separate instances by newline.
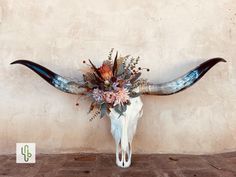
103, 91, 116, 104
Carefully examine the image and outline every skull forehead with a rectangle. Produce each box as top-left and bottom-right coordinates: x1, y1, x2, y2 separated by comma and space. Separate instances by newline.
109, 96, 143, 141
109, 97, 143, 120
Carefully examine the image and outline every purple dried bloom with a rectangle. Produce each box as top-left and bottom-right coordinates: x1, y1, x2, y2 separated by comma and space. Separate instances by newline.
112, 82, 119, 91
92, 88, 103, 102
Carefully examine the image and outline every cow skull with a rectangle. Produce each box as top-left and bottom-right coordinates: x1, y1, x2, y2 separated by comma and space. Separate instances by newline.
109, 96, 143, 168
11, 57, 226, 168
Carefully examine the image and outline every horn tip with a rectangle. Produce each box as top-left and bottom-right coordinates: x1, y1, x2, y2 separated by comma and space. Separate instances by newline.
214, 57, 227, 63
10, 60, 28, 65
10, 60, 18, 65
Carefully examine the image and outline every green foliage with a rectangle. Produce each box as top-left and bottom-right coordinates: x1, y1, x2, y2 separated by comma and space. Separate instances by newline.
100, 103, 107, 118
114, 104, 127, 118
129, 91, 141, 98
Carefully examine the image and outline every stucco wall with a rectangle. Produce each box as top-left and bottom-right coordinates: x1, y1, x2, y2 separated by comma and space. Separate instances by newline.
0, 0, 235, 155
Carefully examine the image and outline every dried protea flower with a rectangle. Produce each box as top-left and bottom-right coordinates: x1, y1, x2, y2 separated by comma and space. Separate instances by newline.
99, 64, 113, 80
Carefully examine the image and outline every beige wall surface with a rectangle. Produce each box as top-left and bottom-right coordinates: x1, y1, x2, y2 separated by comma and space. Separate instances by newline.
0, 0, 235, 155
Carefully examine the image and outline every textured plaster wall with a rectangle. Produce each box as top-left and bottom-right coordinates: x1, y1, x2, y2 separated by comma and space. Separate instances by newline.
0, 0, 235, 155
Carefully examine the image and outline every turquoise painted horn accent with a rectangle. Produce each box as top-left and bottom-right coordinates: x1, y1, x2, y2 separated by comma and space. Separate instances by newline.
11, 60, 85, 94
139, 58, 226, 95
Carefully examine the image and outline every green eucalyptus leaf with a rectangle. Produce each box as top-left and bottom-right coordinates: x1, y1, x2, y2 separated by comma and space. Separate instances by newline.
121, 104, 127, 112
129, 91, 141, 98
117, 63, 125, 76
124, 70, 132, 80
87, 82, 95, 89
114, 104, 128, 118
100, 103, 107, 119
114, 104, 124, 116
130, 72, 141, 84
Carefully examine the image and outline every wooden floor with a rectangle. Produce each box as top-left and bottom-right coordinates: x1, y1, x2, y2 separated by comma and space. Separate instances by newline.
0, 152, 236, 177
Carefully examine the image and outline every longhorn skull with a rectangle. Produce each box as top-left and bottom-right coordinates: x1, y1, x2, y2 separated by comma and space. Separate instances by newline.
109, 96, 143, 167
11, 57, 226, 168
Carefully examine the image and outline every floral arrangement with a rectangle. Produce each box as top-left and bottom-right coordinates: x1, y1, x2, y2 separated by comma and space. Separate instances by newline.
80, 49, 149, 120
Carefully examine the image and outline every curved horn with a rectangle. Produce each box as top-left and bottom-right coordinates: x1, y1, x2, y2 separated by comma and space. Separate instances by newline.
138, 58, 226, 95
11, 60, 86, 94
